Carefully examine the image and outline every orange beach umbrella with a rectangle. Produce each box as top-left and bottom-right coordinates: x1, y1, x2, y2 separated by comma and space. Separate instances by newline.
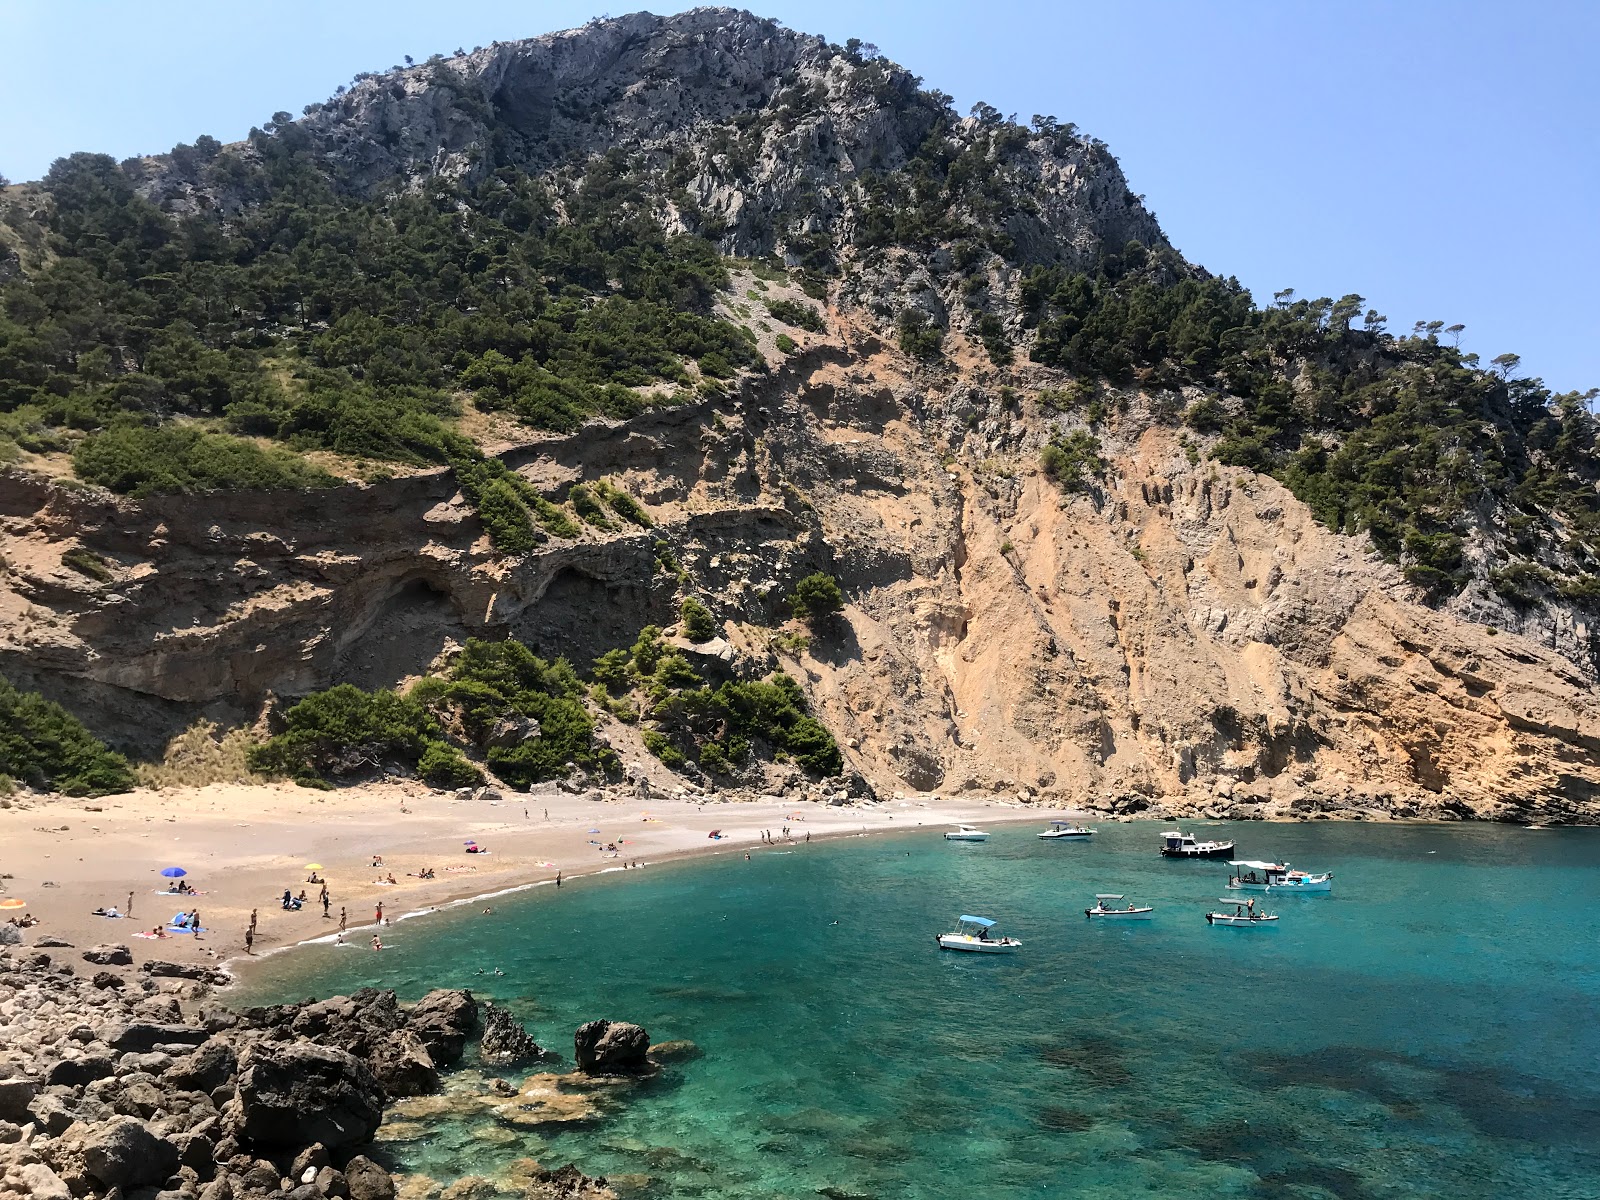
0, 898, 25, 910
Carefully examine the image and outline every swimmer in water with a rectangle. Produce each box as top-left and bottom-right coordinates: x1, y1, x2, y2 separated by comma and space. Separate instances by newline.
371, 935, 383, 951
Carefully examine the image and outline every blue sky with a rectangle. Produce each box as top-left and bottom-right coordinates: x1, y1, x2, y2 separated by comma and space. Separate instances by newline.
2, 1, 1595, 392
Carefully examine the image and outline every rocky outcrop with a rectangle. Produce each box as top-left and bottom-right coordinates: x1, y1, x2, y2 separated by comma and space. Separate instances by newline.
573, 1021, 651, 1075
478, 1003, 542, 1067
407, 988, 481, 1067
79, 945, 131, 967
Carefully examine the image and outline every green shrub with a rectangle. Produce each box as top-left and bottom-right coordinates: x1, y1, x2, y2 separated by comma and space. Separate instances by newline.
775, 333, 798, 355
0, 674, 134, 795
248, 684, 439, 784
897, 310, 943, 360
73, 424, 337, 497
62, 547, 112, 582
788, 572, 845, 623
591, 648, 635, 695
417, 740, 483, 789
593, 479, 653, 527
475, 479, 541, 554
765, 298, 824, 333
642, 729, 685, 768
569, 484, 615, 530
1041, 430, 1105, 493
680, 596, 716, 641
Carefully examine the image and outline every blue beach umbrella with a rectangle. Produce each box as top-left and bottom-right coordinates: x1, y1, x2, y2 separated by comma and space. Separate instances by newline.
588, 828, 601, 833
160, 867, 187, 878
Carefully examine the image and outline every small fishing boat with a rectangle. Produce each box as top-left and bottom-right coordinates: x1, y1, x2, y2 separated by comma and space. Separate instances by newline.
1225, 860, 1333, 894
1084, 894, 1153, 920
1038, 821, 1095, 840
945, 825, 990, 842
1205, 899, 1279, 927
1159, 829, 1235, 859
936, 915, 1020, 953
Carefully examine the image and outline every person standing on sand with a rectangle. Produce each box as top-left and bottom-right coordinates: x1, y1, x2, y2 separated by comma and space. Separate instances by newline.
555, 870, 562, 888
127, 891, 134, 918
321, 890, 330, 918
375, 901, 384, 923
244, 927, 254, 955
248, 908, 258, 934
339, 908, 347, 934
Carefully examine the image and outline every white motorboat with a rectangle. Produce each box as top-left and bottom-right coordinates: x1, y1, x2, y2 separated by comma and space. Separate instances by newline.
936, 915, 1020, 953
945, 825, 990, 842
1159, 829, 1235, 859
1038, 821, 1095, 840
1225, 860, 1332, 894
1205, 898, 1279, 927
1084, 893, 1153, 920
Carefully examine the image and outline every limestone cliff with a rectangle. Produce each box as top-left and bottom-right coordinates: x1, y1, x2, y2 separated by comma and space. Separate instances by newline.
2, 9, 1597, 821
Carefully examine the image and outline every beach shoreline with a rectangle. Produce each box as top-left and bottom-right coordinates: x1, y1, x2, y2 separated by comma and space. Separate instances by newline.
0, 778, 1070, 985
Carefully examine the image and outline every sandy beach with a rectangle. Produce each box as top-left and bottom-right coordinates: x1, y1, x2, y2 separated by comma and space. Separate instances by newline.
0, 780, 1063, 977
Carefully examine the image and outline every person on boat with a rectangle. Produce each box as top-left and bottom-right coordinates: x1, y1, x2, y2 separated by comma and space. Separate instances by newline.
1246, 898, 1256, 918
978, 926, 992, 941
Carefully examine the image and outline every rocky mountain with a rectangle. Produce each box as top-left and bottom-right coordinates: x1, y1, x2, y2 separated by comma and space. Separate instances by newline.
2, 8, 1598, 821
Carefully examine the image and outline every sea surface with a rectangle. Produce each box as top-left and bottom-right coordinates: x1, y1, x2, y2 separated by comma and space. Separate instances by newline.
236, 820, 1600, 1199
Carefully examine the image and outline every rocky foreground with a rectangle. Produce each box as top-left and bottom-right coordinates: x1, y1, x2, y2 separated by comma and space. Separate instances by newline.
0, 947, 655, 1199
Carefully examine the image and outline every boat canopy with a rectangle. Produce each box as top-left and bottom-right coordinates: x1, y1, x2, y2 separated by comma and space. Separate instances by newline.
1094, 894, 1124, 900
958, 915, 996, 927
1050, 821, 1076, 827
1229, 860, 1285, 870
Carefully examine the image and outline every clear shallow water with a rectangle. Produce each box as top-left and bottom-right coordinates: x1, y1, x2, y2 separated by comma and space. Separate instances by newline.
236, 821, 1600, 1199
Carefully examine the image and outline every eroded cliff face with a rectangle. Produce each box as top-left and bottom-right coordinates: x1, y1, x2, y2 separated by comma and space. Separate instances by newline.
4, 289, 1597, 821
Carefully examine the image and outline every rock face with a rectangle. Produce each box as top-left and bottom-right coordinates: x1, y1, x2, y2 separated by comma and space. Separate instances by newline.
80, 945, 132, 966
573, 1020, 651, 1075
479, 1003, 542, 1067
0, 9, 1597, 822
407, 987, 481, 1066
231, 1042, 385, 1148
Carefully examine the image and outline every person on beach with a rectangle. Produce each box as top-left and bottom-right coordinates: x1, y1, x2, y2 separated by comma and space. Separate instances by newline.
322, 892, 331, 918
375, 901, 384, 923
280, 889, 292, 911
339, 908, 347, 933
244, 927, 254, 954
555, 871, 561, 888
249, 908, 258, 933
372, 935, 383, 951
127, 891, 134, 918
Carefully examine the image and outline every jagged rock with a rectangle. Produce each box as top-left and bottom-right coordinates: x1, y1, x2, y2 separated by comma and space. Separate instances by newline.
485, 716, 541, 747
82, 944, 133, 966
477, 1004, 541, 1067
405, 989, 479, 1067
33, 936, 73, 948
113, 1022, 209, 1053
92, 970, 127, 990
230, 1043, 383, 1149
0, 927, 20, 947
142, 961, 230, 985
521, 1163, 617, 1199
342, 1155, 395, 1200
43, 1113, 180, 1192
573, 1021, 650, 1075
48, 1053, 116, 1086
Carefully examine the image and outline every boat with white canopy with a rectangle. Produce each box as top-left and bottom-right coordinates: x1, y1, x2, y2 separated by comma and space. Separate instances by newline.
1038, 821, 1094, 840
944, 825, 990, 842
1205, 898, 1279, 927
936, 915, 1021, 953
1225, 860, 1333, 894
1084, 894, 1153, 920
1159, 829, 1235, 858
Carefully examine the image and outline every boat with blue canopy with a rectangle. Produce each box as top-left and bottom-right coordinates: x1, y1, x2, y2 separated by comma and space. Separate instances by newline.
936, 914, 1021, 953
1225, 860, 1333, 894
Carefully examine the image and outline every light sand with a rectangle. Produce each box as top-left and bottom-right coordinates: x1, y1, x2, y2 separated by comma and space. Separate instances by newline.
0, 781, 1065, 976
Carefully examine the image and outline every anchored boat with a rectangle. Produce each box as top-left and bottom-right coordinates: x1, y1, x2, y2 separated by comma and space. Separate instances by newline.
1225, 860, 1333, 894
1038, 821, 1095, 840
945, 825, 990, 842
936, 915, 1021, 953
1085, 894, 1153, 920
1159, 829, 1236, 859
1205, 898, 1279, 927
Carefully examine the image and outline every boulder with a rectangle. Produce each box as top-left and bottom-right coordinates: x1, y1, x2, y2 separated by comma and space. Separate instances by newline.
478, 1003, 541, 1067
230, 1043, 383, 1149
92, 970, 127, 990
0, 1079, 34, 1124
405, 989, 479, 1066
114, 1022, 210, 1053
0, 925, 20, 947
142, 960, 230, 985
44, 1114, 180, 1192
34, 936, 73, 948
83, 944, 134, 966
166, 1039, 238, 1094
315, 1165, 350, 1197
8, 1160, 72, 1200
573, 1021, 650, 1075
365, 1030, 438, 1098
342, 1155, 395, 1200
48, 1053, 116, 1086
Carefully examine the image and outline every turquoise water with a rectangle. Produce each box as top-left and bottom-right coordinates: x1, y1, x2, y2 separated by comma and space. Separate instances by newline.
237, 821, 1600, 1199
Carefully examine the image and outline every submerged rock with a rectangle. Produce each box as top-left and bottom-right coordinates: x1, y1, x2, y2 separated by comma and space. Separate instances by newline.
573, 1021, 650, 1075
